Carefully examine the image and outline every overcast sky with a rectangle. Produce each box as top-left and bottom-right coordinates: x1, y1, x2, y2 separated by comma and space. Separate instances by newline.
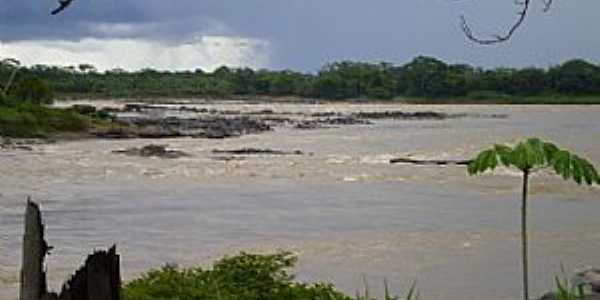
1, 0, 599, 72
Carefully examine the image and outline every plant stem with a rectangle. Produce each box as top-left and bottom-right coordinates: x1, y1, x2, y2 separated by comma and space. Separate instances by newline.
522, 169, 530, 300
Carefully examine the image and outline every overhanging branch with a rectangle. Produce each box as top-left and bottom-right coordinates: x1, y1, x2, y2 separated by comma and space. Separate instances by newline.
460, 0, 553, 45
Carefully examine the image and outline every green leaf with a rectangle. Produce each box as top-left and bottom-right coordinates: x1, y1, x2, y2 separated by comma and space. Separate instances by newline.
511, 142, 530, 171
526, 138, 547, 168
468, 149, 498, 175
572, 155, 598, 186
550, 150, 572, 180
542, 142, 560, 162
571, 157, 583, 185
471, 138, 599, 187
494, 144, 513, 166
485, 149, 499, 170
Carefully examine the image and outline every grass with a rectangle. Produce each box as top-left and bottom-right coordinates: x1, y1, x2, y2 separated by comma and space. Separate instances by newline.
0, 102, 92, 138
554, 276, 586, 300
122, 252, 419, 300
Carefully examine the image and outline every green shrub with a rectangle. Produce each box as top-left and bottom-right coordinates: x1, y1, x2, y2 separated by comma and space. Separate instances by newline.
123, 252, 420, 300
0, 107, 44, 137
0, 103, 89, 138
8, 76, 54, 105
123, 252, 352, 300
69, 104, 112, 120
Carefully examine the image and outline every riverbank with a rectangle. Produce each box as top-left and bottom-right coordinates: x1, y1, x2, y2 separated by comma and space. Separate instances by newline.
54, 94, 600, 105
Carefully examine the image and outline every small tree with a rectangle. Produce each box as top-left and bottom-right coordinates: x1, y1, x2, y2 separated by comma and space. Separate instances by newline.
468, 138, 599, 300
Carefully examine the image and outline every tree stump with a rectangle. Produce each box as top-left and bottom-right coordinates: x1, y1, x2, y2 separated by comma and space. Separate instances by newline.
19, 199, 121, 300
58, 246, 120, 300
20, 199, 52, 300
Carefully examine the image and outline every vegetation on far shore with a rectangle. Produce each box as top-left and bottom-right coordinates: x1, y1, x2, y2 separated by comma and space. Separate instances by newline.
3, 56, 600, 104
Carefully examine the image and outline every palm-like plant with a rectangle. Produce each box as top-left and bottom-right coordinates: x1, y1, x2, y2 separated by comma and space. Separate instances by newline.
468, 138, 599, 300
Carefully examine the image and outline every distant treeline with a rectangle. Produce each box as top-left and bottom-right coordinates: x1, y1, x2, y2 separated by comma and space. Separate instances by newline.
2, 56, 600, 101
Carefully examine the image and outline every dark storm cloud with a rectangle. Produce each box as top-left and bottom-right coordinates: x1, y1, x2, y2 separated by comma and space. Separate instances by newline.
1, 0, 182, 40
1, 0, 599, 70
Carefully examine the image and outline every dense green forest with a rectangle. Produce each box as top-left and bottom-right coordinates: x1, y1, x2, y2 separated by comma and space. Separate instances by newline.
2, 56, 600, 102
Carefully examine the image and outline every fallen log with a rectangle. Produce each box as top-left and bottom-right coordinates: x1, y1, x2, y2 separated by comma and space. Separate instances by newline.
389, 157, 473, 166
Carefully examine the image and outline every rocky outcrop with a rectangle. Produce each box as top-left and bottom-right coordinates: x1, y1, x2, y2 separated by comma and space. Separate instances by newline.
212, 148, 304, 156
321, 116, 372, 125
211, 156, 246, 162
294, 121, 326, 130
112, 116, 271, 139
0, 138, 48, 151
112, 144, 189, 159
389, 157, 472, 165
294, 117, 371, 130
573, 268, 600, 293
352, 110, 509, 120
86, 102, 510, 140
353, 111, 455, 120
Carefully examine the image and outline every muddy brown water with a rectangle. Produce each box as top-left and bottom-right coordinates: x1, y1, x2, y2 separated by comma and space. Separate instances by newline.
1, 103, 599, 300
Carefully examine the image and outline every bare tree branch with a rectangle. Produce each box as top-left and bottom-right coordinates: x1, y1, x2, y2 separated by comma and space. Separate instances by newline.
460, 0, 554, 45
541, 0, 553, 12
1, 58, 20, 98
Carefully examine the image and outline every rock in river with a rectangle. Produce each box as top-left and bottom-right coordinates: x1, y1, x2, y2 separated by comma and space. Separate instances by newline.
353, 110, 454, 120
112, 144, 189, 159
109, 115, 272, 139
212, 148, 304, 156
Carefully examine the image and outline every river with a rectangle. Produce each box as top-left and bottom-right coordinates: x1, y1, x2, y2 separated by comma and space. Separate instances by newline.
1, 103, 599, 300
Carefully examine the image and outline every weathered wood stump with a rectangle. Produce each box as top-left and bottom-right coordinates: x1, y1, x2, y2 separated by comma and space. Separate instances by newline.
20, 199, 53, 300
57, 246, 120, 300
20, 199, 120, 300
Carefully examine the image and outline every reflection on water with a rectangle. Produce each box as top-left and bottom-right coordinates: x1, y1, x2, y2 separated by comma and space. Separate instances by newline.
1, 104, 600, 300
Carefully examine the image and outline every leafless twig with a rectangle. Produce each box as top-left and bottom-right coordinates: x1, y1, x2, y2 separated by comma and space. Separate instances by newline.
1, 58, 20, 98
460, 0, 554, 45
